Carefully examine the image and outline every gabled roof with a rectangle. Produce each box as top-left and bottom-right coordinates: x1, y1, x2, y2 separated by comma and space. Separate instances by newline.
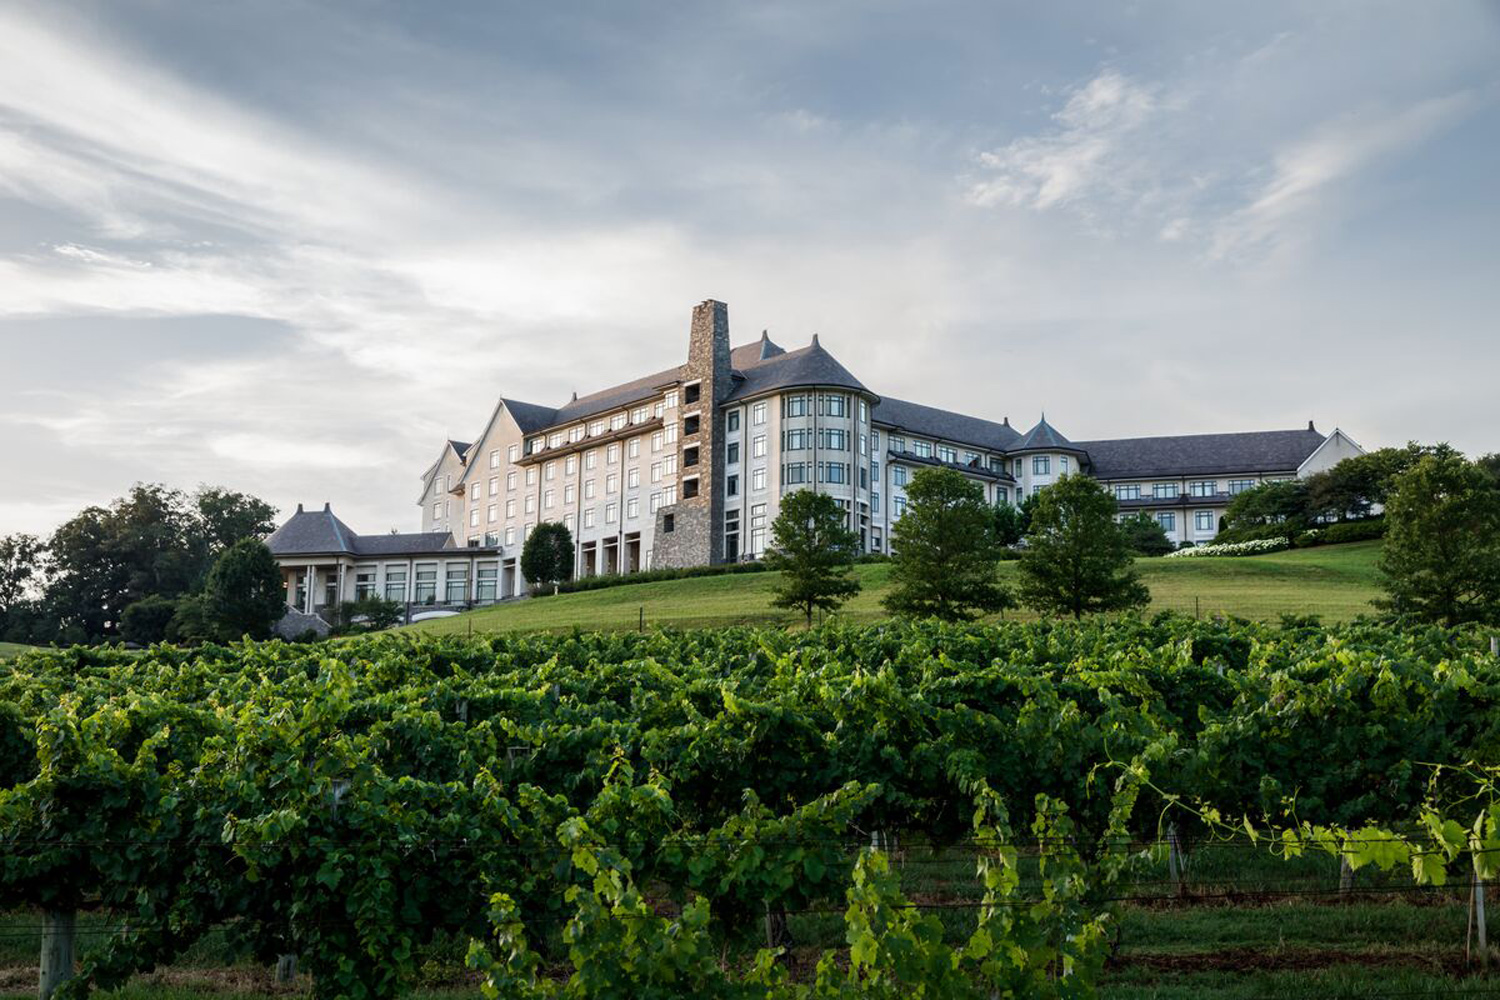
267, 504, 471, 558
1010, 416, 1082, 454
265, 504, 360, 555
872, 397, 1019, 453
500, 398, 558, 434
448, 440, 472, 459
1077, 428, 1329, 480
724, 336, 870, 401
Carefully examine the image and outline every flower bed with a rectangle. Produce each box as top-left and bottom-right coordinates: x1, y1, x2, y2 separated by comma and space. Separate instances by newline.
1165, 537, 1290, 558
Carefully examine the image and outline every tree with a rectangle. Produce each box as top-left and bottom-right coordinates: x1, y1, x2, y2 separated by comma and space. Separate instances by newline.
1303, 443, 1458, 522
993, 501, 1028, 547
203, 539, 286, 640
196, 487, 278, 556
764, 489, 861, 626
521, 522, 574, 593
1118, 512, 1174, 557
883, 467, 1012, 621
1377, 454, 1500, 626
1017, 473, 1150, 619
120, 595, 178, 645
0, 534, 44, 616
1478, 453, 1500, 485
1221, 480, 1310, 544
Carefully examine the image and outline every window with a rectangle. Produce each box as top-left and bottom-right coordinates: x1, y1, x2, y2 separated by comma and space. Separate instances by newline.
548, 432, 563, 448
414, 567, 438, 604
470, 508, 480, 528
893, 465, 908, 487
487, 504, 497, 523
784, 462, 811, 484
752, 435, 767, 458
1033, 456, 1051, 475
663, 485, 677, 505
507, 471, 517, 491
964, 451, 978, 465
663, 513, 675, 533
522, 523, 534, 541
820, 394, 848, 418
683, 446, 699, 467
727, 441, 740, 465
1114, 485, 1141, 501
860, 399, 869, 422
724, 508, 740, 561
650, 491, 664, 513
912, 440, 933, 459
524, 495, 535, 515
784, 395, 810, 418
1013, 458, 1022, 476
890, 435, 905, 452
568, 426, 584, 443
1195, 510, 1216, 532
565, 455, 578, 475
784, 428, 810, 451
564, 484, 576, 504
684, 382, 701, 404
937, 445, 957, 464
354, 569, 377, 600
525, 467, 538, 486
585, 450, 598, 470
583, 508, 596, 528
589, 420, 604, 436
626, 496, 639, 519
506, 499, 517, 518
488, 476, 500, 496
606, 443, 620, 464
542, 489, 554, 509
681, 477, 699, 499
484, 531, 499, 547
489, 450, 500, 469
384, 568, 407, 602
750, 503, 767, 554
477, 566, 498, 602
893, 496, 907, 518
1189, 480, 1216, 498
631, 406, 649, 424
1229, 479, 1256, 495
726, 473, 739, 497
627, 438, 640, 459
683, 414, 700, 436
446, 566, 469, 603
1153, 483, 1178, 499
665, 423, 678, 445
861, 434, 870, 457
752, 467, 767, 491
606, 473, 619, 494
627, 468, 640, 489
605, 502, 618, 523
664, 390, 678, 408
821, 428, 849, 451
995, 487, 1007, 505
651, 431, 664, 453
1157, 512, 1177, 532
653, 400, 664, 419
872, 491, 881, 514
432, 501, 441, 521
819, 462, 849, 484
727, 409, 740, 432
1060, 456, 1070, 473
752, 402, 767, 425
504, 527, 516, 545
508, 444, 519, 462
871, 459, 880, 483
610, 413, 627, 431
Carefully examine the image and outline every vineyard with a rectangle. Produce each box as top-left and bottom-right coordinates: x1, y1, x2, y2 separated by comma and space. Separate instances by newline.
2, 616, 1500, 999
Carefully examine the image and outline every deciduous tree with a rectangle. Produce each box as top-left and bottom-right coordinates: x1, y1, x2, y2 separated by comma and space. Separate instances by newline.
1018, 474, 1150, 619
521, 522, 575, 593
203, 539, 286, 640
884, 467, 1011, 621
765, 489, 861, 626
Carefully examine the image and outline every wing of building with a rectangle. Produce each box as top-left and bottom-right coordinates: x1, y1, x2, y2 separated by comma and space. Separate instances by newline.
269, 298, 1365, 609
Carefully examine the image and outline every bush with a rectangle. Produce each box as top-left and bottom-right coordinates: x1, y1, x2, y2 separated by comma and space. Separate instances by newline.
120, 595, 178, 645
1119, 512, 1175, 557
334, 595, 405, 633
1320, 517, 1387, 544
1165, 538, 1290, 559
544, 560, 771, 597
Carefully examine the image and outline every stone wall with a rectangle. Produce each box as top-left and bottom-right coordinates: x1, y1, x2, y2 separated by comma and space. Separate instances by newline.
273, 606, 331, 640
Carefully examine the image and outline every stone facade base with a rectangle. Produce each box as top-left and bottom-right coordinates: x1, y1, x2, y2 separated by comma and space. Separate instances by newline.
273, 606, 331, 640
649, 505, 713, 569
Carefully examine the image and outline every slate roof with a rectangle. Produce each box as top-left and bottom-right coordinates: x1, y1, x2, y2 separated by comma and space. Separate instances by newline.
1077, 428, 1327, 480
1011, 416, 1083, 454
872, 396, 1019, 453
267, 504, 466, 558
447, 440, 471, 460
723, 337, 870, 402
497, 337, 790, 435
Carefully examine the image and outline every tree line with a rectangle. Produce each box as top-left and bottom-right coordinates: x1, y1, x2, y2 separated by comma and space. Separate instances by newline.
0, 484, 285, 645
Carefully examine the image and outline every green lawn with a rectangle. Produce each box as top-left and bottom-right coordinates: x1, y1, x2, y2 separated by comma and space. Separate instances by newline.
0, 642, 32, 661
410, 541, 1384, 636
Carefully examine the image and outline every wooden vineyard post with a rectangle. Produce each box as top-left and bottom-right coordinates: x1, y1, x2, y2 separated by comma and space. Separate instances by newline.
274, 954, 298, 984
1339, 854, 1354, 894
38, 909, 75, 1000
1166, 823, 1184, 896
1491, 635, 1498, 658
1480, 876, 1490, 969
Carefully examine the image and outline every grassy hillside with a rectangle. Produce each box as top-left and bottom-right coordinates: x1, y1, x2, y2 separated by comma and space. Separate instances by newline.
411, 540, 1384, 636
0, 642, 31, 661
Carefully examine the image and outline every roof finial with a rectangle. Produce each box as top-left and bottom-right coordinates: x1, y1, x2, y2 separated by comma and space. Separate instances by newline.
296, 503, 304, 514
1308, 418, 1316, 432
760, 329, 769, 341
811, 333, 821, 349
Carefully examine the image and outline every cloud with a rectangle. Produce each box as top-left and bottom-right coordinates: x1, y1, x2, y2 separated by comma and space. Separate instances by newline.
967, 70, 1159, 211
1209, 92, 1480, 258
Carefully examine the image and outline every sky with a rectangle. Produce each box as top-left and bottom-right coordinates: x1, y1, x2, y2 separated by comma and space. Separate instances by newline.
1, 0, 1497, 537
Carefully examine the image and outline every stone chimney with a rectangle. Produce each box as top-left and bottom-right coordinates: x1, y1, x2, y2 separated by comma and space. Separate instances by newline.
687, 299, 731, 403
